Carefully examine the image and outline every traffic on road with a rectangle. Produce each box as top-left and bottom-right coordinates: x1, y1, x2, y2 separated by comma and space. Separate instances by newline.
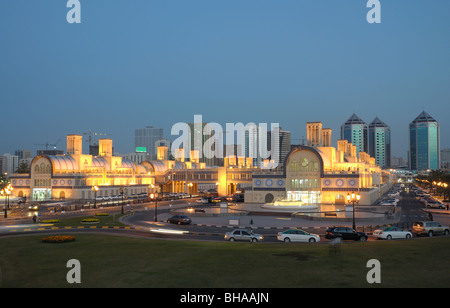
1, 184, 449, 245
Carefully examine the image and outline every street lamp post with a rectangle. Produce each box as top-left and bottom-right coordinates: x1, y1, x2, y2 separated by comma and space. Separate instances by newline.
151, 192, 158, 222
92, 185, 99, 209
188, 183, 193, 199
346, 192, 360, 230
120, 187, 127, 215
1, 190, 5, 218
2, 184, 13, 218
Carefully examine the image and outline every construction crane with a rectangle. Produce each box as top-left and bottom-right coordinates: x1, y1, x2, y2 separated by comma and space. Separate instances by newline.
83, 130, 110, 146
34, 139, 62, 150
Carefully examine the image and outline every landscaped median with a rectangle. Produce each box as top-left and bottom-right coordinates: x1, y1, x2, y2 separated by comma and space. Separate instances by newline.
37, 213, 133, 230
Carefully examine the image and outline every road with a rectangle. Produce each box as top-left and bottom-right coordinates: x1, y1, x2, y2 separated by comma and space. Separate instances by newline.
1, 191, 450, 243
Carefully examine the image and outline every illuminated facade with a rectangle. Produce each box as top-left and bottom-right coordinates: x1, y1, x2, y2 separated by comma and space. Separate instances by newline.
11, 135, 155, 201
245, 122, 391, 206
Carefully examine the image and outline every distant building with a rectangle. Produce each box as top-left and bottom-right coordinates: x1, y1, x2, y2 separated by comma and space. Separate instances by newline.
368, 117, 391, 168
135, 126, 164, 160
409, 111, 440, 170
15, 150, 31, 160
0, 153, 19, 176
341, 113, 368, 158
440, 149, 450, 169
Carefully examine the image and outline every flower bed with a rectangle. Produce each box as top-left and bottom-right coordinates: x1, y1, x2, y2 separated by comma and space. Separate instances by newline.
94, 213, 109, 217
41, 219, 60, 224
81, 218, 100, 223
42, 235, 76, 243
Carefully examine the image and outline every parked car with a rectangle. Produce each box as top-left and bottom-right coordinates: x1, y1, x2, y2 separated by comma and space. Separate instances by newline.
224, 229, 263, 242
426, 200, 446, 209
277, 229, 320, 243
166, 215, 192, 225
325, 226, 368, 242
412, 221, 450, 237
373, 226, 412, 240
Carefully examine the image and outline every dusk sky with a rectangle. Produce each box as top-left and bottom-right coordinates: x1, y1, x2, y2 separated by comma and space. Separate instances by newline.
1, 0, 449, 158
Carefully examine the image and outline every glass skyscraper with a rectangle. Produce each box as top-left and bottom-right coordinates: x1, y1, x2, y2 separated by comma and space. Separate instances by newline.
368, 117, 391, 168
135, 126, 164, 160
340, 113, 368, 158
409, 111, 440, 170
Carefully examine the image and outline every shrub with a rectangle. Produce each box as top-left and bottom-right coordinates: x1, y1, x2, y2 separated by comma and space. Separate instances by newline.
81, 218, 100, 223
42, 235, 76, 243
41, 219, 60, 223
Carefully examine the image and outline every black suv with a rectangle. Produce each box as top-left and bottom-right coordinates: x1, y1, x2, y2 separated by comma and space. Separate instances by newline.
325, 226, 368, 242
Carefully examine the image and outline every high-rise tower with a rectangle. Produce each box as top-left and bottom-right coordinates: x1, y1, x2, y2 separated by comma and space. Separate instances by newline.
409, 111, 440, 170
368, 117, 391, 168
340, 114, 368, 157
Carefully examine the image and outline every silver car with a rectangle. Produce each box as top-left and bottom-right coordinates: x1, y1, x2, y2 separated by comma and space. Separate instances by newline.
412, 221, 450, 237
224, 229, 264, 242
373, 226, 412, 240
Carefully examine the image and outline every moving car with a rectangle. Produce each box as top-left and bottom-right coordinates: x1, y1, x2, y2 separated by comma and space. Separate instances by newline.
198, 197, 212, 204
325, 226, 368, 242
166, 215, 192, 225
28, 203, 40, 211
373, 226, 412, 240
224, 229, 263, 242
277, 229, 320, 243
412, 221, 449, 237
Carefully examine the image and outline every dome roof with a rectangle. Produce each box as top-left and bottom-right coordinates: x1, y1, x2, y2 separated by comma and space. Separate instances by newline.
92, 157, 110, 171
47, 155, 78, 171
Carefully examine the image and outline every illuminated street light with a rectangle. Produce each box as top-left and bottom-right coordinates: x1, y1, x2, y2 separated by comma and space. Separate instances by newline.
347, 192, 360, 230
188, 182, 193, 199
92, 185, 99, 209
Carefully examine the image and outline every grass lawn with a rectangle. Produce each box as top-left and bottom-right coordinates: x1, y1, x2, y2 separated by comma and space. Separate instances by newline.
1, 234, 449, 288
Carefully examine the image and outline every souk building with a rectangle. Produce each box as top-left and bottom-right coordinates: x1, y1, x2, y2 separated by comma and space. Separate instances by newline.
10, 135, 156, 201
244, 122, 393, 208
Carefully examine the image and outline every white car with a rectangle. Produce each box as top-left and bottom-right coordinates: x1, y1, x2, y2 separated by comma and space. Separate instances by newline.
277, 229, 320, 243
373, 226, 412, 240
380, 201, 397, 206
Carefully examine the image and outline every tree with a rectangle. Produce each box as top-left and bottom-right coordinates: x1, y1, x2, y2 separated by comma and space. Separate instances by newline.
16, 161, 30, 174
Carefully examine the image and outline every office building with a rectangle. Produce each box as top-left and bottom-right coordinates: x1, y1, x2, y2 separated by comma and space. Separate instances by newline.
341, 113, 368, 157
409, 111, 440, 170
135, 126, 164, 160
368, 117, 391, 168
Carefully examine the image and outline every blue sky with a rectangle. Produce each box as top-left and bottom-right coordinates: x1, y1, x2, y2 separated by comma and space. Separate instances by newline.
1, 0, 449, 158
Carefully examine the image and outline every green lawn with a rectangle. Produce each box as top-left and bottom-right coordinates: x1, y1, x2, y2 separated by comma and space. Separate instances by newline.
1, 234, 449, 288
